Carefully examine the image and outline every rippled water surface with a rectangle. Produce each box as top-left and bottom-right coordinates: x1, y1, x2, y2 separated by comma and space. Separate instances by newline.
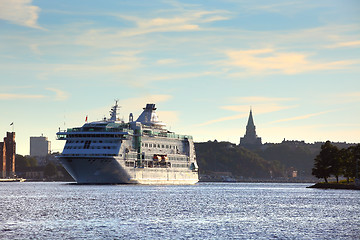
1, 182, 359, 239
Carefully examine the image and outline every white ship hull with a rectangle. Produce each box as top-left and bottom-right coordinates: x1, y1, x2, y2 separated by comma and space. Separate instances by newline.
59, 156, 198, 184
57, 103, 199, 185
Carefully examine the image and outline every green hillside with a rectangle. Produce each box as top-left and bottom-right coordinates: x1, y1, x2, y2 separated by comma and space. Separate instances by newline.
195, 141, 284, 179
256, 144, 317, 177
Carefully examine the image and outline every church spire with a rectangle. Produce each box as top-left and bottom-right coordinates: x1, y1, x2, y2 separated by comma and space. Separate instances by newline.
247, 108, 255, 128
240, 107, 262, 149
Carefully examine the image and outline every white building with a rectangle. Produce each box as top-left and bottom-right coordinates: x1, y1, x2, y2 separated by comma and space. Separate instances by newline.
30, 136, 51, 157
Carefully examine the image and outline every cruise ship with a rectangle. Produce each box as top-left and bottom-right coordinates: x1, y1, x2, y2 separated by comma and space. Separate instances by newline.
56, 102, 199, 184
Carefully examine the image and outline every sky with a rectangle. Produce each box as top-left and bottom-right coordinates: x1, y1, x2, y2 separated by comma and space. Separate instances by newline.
0, 0, 359, 155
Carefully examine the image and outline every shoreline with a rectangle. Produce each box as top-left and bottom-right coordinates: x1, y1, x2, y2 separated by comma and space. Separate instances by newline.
307, 182, 360, 190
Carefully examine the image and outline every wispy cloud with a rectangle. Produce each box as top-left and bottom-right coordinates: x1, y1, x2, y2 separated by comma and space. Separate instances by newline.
245, 1, 330, 17
270, 110, 334, 124
0, 93, 45, 100
222, 104, 295, 114
0, 88, 69, 101
0, 0, 44, 29
81, 94, 174, 123
33, 51, 143, 80
46, 88, 69, 101
197, 96, 297, 126
156, 59, 178, 65
76, 9, 230, 47
223, 48, 358, 75
116, 10, 229, 37
120, 95, 175, 124
231, 96, 297, 103
195, 113, 248, 127
156, 111, 179, 125
331, 91, 360, 104
223, 96, 297, 114
325, 40, 360, 48
125, 71, 217, 87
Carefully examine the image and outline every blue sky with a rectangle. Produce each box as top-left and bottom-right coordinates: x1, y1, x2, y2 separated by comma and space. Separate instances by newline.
0, 0, 359, 155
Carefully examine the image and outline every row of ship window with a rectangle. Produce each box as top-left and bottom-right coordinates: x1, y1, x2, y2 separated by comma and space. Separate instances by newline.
66, 134, 124, 138
64, 146, 117, 149
67, 140, 116, 143
63, 154, 116, 157
124, 153, 188, 161
141, 143, 178, 149
125, 161, 188, 168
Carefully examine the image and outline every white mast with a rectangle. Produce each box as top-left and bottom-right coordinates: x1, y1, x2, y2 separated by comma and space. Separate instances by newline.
109, 100, 120, 121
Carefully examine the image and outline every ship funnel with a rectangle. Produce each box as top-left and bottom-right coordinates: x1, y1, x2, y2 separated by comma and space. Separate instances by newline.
136, 103, 166, 127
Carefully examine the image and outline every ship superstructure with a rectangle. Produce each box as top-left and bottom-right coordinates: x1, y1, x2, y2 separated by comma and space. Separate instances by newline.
56, 102, 198, 184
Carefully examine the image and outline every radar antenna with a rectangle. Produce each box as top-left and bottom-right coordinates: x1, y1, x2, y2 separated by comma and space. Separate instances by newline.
110, 99, 120, 121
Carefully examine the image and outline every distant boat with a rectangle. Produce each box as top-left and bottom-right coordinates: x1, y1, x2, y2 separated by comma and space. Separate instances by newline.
56, 102, 199, 184
0, 178, 26, 182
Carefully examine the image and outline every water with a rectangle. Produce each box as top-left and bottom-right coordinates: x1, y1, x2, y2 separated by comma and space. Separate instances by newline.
0, 182, 359, 239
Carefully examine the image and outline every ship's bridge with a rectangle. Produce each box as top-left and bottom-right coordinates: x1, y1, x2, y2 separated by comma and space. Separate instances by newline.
56, 122, 132, 141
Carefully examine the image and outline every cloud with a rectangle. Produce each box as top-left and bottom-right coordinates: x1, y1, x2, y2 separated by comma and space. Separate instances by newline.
46, 88, 69, 101
156, 59, 178, 65
0, 88, 69, 101
326, 40, 360, 48
195, 113, 248, 127
196, 95, 298, 127
0, 93, 45, 100
231, 96, 297, 103
124, 71, 217, 88
331, 91, 360, 104
222, 96, 297, 114
156, 111, 179, 125
33, 51, 143, 80
0, 0, 44, 29
76, 9, 229, 46
66, 94, 174, 125
222, 104, 295, 114
119, 95, 175, 124
223, 48, 358, 75
108, 14, 201, 38
270, 110, 334, 124
121, 10, 229, 36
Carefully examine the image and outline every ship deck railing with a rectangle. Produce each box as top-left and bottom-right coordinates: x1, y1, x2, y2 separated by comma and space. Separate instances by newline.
63, 127, 133, 133
56, 130, 131, 140
142, 130, 193, 140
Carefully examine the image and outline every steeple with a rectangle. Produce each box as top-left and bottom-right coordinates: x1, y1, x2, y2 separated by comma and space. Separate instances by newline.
246, 109, 255, 134
240, 107, 262, 149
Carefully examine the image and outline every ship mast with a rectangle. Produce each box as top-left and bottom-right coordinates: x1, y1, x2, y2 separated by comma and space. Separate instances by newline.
109, 100, 120, 121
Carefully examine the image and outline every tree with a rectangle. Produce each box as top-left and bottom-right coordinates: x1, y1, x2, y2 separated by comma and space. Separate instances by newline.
15, 154, 28, 171
44, 162, 57, 179
15, 155, 38, 172
331, 147, 341, 183
338, 148, 354, 183
26, 157, 38, 168
349, 144, 360, 179
312, 141, 338, 183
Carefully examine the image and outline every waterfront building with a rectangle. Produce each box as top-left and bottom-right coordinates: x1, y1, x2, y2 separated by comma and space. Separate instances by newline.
30, 136, 51, 165
0, 142, 5, 178
30, 136, 51, 156
0, 132, 16, 178
240, 108, 262, 149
